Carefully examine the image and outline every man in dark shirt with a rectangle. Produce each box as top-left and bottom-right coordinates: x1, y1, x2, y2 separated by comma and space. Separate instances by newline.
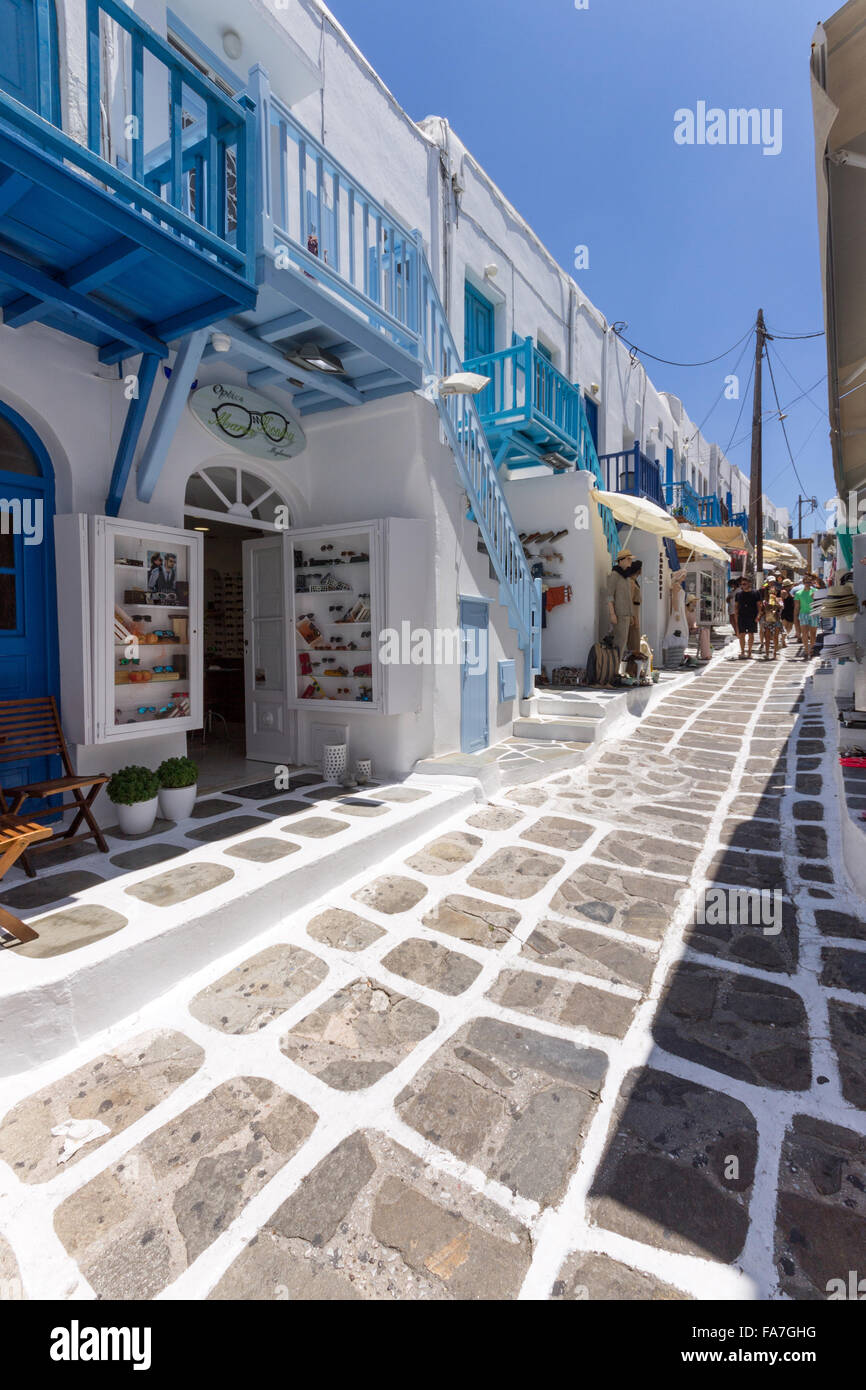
735, 576, 760, 659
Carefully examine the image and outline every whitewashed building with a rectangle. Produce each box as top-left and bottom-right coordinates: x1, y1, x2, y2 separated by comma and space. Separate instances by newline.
0, 0, 791, 815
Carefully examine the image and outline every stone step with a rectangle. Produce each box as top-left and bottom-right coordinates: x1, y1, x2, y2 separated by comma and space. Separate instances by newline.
512, 715, 604, 744
414, 738, 589, 794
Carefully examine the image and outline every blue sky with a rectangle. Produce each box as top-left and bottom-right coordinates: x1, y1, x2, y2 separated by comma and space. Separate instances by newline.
325, 0, 833, 530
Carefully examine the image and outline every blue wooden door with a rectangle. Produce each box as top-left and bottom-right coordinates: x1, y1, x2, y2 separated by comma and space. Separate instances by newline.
0, 0, 60, 120
460, 598, 489, 754
0, 404, 60, 802
464, 283, 494, 361
583, 394, 599, 452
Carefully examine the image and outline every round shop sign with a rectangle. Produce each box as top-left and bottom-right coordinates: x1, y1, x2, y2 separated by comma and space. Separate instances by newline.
189, 383, 306, 461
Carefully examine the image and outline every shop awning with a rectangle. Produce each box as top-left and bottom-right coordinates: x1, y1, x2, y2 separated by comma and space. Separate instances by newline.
811, 6, 866, 498
700, 526, 752, 553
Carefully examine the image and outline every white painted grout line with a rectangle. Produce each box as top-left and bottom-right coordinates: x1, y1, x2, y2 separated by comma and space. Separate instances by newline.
1, 646, 864, 1303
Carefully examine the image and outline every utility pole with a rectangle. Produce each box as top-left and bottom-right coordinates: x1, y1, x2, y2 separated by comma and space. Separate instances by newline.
796, 494, 817, 538
748, 310, 767, 574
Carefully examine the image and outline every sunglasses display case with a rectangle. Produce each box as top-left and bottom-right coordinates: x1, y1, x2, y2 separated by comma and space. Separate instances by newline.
288, 519, 428, 714
683, 561, 727, 628
55, 516, 203, 743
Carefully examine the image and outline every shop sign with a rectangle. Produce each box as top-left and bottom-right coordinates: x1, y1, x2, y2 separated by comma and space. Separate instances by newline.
189, 383, 306, 461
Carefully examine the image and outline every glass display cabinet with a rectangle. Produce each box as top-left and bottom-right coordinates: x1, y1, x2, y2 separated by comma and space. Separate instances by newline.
92, 518, 203, 742
288, 519, 427, 715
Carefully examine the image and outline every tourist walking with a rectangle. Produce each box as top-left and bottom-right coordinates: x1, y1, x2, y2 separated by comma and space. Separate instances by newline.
734, 576, 760, 659
761, 586, 783, 660
796, 575, 820, 659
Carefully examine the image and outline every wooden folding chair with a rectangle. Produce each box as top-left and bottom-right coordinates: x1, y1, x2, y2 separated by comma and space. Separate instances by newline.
0, 815, 53, 947
0, 698, 110, 878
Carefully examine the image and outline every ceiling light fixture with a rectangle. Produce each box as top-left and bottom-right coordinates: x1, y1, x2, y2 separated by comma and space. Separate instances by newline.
210, 331, 232, 353
222, 29, 243, 60
285, 342, 345, 374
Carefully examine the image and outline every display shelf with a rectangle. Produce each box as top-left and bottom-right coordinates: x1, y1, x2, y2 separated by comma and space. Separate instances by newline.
94, 518, 203, 741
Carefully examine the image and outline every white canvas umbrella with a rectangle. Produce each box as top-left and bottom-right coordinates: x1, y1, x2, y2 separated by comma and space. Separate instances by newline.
676, 528, 729, 564
589, 486, 681, 544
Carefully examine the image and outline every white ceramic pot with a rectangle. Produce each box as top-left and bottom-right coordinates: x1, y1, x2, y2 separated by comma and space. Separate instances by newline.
115, 796, 159, 836
322, 743, 348, 782
158, 784, 198, 821
355, 759, 373, 784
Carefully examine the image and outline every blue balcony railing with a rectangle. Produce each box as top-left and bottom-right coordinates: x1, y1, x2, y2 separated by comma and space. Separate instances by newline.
696, 494, 723, 527
0, 1, 255, 282
248, 66, 420, 355
665, 480, 702, 525
463, 338, 583, 447
462, 337, 618, 559
84, 0, 256, 279
598, 445, 665, 508
417, 265, 542, 692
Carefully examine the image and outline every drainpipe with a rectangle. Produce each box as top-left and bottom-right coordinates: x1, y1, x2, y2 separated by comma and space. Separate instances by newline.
567, 283, 576, 382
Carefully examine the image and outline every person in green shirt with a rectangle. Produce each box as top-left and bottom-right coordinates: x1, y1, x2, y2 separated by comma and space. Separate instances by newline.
796, 576, 819, 660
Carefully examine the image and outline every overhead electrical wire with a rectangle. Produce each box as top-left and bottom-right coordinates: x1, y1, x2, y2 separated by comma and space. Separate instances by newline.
765, 344, 810, 497
612, 322, 755, 369
684, 334, 754, 450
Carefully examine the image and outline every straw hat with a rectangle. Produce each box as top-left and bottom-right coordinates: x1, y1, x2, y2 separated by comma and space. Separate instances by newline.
616, 548, 634, 564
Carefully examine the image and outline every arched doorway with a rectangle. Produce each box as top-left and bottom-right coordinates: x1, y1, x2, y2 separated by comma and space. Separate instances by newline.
184, 463, 294, 774
0, 400, 59, 793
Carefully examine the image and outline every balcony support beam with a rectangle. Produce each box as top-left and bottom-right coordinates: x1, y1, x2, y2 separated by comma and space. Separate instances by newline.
136, 329, 208, 505
106, 352, 161, 516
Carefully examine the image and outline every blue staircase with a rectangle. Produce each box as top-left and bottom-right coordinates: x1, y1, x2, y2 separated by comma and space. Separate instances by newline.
418, 259, 542, 696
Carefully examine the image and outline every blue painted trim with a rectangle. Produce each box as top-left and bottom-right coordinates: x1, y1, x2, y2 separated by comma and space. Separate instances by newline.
0, 398, 59, 703
137, 329, 208, 504
106, 354, 160, 515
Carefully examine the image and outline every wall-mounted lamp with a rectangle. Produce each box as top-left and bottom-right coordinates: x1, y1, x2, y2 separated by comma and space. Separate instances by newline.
484, 263, 499, 280
439, 371, 490, 397
590, 382, 600, 395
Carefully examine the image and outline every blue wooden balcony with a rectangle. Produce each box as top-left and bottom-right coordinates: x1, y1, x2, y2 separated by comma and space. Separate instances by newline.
598, 444, 666, 508
0, 0, 256, 364
203, 66, 424, 414
665, 480, 703, 525
462, 337, 599, 471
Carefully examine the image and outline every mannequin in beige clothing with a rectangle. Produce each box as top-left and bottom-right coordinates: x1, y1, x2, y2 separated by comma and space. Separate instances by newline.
607, 547, 635, 663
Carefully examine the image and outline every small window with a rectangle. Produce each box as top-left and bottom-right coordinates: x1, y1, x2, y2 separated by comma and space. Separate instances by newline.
0, 416, 40, 477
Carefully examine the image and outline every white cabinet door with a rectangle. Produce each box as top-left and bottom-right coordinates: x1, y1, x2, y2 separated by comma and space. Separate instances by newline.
243, 534, 294, 763
93, 517, 203, 742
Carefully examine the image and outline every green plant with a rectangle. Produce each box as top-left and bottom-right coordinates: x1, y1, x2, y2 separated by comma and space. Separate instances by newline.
157, 756, 198, 790
106, 765, 160, 806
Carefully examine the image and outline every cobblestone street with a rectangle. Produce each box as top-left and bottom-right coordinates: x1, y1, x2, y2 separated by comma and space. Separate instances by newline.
1, 646, 864, 1302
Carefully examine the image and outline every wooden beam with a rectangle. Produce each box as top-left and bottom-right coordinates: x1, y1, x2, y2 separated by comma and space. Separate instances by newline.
136, 329, 208, 504
106, 354, 161, 516
0, 247, 167, 358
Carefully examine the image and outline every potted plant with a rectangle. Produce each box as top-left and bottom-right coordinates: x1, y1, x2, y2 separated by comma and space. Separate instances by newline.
157, 756, 198, 821
106, 765, 160, 836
